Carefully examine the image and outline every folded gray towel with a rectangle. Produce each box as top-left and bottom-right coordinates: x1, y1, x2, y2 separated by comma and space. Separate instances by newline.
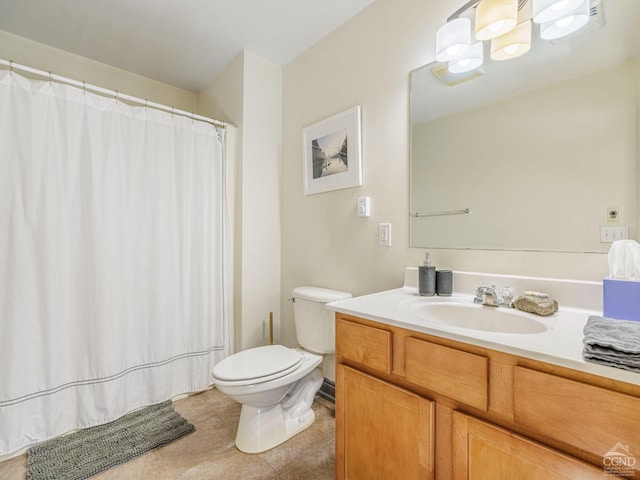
583, 315, 640, 372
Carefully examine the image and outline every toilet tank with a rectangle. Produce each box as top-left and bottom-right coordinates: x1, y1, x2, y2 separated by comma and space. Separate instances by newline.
292, 286, 352, 354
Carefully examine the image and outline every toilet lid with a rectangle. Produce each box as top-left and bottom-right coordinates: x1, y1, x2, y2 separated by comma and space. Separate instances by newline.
213, 345, 303, 382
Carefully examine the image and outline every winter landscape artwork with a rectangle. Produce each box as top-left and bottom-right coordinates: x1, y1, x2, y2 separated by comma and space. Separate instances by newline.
302, 106, 362, 195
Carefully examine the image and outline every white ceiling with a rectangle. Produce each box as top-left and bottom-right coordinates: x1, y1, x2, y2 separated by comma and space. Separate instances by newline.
0, 0, 375, 91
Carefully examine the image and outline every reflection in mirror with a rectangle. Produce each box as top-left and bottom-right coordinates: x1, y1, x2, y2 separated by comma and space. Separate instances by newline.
410, 0, 640, 253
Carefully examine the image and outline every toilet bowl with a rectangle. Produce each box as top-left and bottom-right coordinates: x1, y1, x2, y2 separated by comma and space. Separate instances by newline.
212, 286, 352, 453
214, 345, 324, 453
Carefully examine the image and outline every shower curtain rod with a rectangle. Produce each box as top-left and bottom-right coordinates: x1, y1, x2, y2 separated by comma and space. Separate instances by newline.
0, 58, 232, 129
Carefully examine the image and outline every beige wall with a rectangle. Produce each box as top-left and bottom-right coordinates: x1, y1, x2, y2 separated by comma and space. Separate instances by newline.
281, 0, 429, 349
198, 54, 245, 353
197, 54, 244, 126
236, 52, 282, 350
0, 30, 196, 111
199, 51, 283, 352
280, 0, 611, 371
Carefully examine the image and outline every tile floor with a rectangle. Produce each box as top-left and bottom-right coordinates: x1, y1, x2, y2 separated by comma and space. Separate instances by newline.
0, 389, 335, 480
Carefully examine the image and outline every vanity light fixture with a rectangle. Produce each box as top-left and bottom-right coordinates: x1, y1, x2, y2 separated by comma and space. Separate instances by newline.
532, 0, 584, 23
491, 19, 532, 60
449, 41, 484, 72
539, 0, 591, 39
475, 0, 519, 40
435, 0, 596, 80
436, 17, 472, 62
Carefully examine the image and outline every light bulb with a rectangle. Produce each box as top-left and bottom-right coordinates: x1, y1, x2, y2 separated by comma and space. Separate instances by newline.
446, 44, 464, 56
489, 19, 506, 33
475, 0, 518, 41
503, 44, 520, 55
555, 15, 575, 28
436, 17, 472, 62
551, 0, 569, 11
490, 20, 531, 60
539, 0, 589, 39
448, 41, 484, 73
533, 0, 583, 24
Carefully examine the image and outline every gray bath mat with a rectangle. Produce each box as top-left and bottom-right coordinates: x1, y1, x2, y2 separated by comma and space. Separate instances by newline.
26, 400, 195, 480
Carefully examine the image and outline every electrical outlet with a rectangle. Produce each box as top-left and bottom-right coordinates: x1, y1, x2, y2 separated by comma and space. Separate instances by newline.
378, 223, 391, 247
600, 226, 629, 243
607, 207, 620, 223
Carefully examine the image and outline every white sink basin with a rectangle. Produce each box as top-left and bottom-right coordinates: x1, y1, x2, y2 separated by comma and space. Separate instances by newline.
413, 302, 548, 334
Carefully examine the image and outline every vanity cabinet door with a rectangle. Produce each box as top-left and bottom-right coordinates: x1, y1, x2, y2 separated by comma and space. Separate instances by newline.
513, 366, 640, 478
336, 364, 434, 480
452, 412, 610, 479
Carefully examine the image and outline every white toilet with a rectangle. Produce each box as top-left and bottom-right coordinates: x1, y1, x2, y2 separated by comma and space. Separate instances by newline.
212, 286, 352, 453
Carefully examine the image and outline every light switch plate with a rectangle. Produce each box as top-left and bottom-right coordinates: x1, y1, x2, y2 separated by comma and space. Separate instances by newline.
357, 196, 371, 217
378, 223, 391, 246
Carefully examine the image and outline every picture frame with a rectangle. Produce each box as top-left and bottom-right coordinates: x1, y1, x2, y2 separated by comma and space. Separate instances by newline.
302, 105, 362, 195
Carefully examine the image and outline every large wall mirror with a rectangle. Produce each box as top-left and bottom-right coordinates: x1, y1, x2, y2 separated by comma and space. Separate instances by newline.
410, 0, 640, 253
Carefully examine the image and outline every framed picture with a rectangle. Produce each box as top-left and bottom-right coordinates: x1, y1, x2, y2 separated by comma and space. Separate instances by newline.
302, 106, 362, 195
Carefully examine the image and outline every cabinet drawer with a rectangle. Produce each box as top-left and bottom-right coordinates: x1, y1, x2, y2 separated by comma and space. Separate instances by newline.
405, 337, 488, 411
514, 366, 640, 473
336, 317, 392, 374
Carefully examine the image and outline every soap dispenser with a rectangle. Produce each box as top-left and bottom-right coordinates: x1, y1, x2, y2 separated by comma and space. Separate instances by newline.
419, 253, 436, 296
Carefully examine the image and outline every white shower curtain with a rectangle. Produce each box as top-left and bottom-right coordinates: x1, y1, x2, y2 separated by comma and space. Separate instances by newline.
0, 70, 229, 456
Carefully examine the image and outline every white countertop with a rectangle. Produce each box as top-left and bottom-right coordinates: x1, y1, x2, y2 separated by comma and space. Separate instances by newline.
327, 281, 640, 387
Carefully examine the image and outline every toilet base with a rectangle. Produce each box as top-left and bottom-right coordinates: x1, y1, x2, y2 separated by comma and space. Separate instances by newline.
234, 367, 324, 453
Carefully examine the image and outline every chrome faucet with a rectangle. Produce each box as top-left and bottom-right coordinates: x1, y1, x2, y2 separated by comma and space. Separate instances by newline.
474, 283, 500, 307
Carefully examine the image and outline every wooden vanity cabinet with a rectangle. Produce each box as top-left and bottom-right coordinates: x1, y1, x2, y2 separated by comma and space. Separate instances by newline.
336, 365, 434, 480
335, 317, 392, 374
452, 412, 608, 479
335, 313, 640, 480
513, 366, 640, 468
335, 316, 435, 479
404, 336, 488, 411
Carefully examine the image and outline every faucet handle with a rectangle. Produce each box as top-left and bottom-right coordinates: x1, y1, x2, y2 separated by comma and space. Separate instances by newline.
474, 283, 497, 303
499, 286, 516, 307
473, 282, 486, 303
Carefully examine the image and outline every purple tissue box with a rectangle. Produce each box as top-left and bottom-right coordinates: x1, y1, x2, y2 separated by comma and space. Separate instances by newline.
603, 278, 640, 322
